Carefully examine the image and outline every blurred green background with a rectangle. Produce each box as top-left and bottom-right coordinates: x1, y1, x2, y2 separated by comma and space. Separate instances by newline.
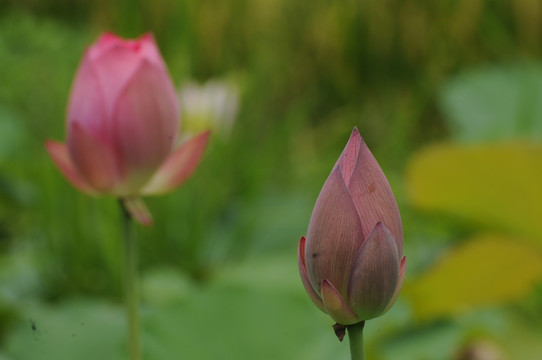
1, 0, 542, 359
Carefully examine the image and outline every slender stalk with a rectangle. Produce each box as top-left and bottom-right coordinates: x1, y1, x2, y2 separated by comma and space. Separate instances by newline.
120, 200, 142, 360
347, 321, 366, 360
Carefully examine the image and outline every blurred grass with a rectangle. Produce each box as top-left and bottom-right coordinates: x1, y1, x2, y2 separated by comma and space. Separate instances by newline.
1, 0, 542, 359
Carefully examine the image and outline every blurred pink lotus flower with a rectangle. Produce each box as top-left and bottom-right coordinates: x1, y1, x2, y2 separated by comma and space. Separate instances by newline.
46, 33, 209, 200
298, 128, 406, 325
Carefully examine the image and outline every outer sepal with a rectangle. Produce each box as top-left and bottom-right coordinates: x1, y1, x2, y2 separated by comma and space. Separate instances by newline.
142, 131, 210, 195
321, 279, 360, 325
122, 197, 153, 226
67, 122, 120, 193
298, 236, 326, 313
45, 140, 96, 195
383, 256, 406, 313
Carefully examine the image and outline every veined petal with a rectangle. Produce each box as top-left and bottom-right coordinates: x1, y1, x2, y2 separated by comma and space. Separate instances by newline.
298, 236, 326, 313
67, 122, 120, 193
321, 279, 360, 325
383, 256, 406, 313
348, 137, 403, 255
92, 41, 145, 118
67, 55, 107, 133
112, 59, 179, 187
45, 141, 96, 195
89, 33, 170, 118
348, 222, 399, 320
141, 131, 210, 195
333, 127, 362, 185
305, 166, 364, 296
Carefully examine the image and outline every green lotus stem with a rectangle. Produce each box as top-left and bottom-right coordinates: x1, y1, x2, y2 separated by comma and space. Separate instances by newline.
120, 200, 142, 360
347, 321, 366, 360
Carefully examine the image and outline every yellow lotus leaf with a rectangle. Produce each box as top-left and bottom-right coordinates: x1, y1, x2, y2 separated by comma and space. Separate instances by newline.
405, 234, 542, 320
406, 142, 542, 243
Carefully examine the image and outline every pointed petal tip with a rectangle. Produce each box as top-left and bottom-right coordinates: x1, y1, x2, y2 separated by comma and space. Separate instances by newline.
138, 214, 153, 226
45, 139, 59, 148
199, 129, 212, 142
369, 222, 395, 243
141, 130, 210, 195
140, 32, 154, 41
97, 32, 118, 44
122, 197, 154, 226
398, 256, 406, 281
101, 31, 117, 39
321, 279, 360, 325
336, 128, 364, 184
45, 140, 64, 160
45, 140, 96, 195
333, 323, 346, 342
349, 127, 366, 144
347, 127, 361, 143
298, 236, 307, 265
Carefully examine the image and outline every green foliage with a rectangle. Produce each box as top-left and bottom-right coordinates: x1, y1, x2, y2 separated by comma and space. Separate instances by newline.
405, 234, 542, 320
399, 28, 542, 359
3, 256, 345, 360
440, 64, 542, 143
378, 307, 542, 360
406, 142, 542, 243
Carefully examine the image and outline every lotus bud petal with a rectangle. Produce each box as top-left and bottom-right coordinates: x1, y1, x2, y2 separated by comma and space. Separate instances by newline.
298, 128, 405, 325
297, 236, 326, 313
46, 33, 209, 197
347, 222, 399, 320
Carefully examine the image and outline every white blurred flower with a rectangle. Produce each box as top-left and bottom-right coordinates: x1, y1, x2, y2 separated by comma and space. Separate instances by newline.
178, 79, 240, 140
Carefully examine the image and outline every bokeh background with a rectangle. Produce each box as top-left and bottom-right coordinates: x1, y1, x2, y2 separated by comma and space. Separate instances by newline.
1, 0, 542, 359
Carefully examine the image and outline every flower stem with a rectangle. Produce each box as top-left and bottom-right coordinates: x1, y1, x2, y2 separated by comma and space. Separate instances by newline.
347, 321, 366, 360
120, 200, 142, 360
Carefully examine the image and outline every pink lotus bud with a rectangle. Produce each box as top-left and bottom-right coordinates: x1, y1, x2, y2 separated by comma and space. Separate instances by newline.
298, 128, 406, 325
46, 33, 209, 197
